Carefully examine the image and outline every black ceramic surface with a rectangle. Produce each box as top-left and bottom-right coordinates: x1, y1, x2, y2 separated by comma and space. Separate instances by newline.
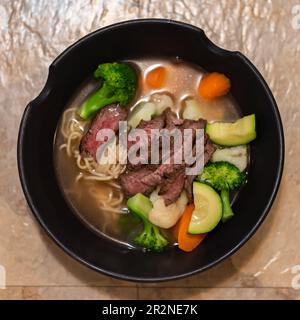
17, 19, 284, 282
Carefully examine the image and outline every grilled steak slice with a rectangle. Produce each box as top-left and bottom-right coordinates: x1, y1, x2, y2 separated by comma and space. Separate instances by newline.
140, 137, 185, 189
138, 117, 210, 199
121, 108, 215, 205
119, 166, 157, 198
181, 118, 207, 142
164, 107, 183, 129
184, 175, 195, 203
80, 104, 127, 160
137, 113, 166, 130
204, 137, 216, 165
127, 113, 165, 170
184, 136, 216, 202
158, 169, 186, 205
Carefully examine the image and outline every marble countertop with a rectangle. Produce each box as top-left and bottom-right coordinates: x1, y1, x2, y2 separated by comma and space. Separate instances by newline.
0, 0, 299, 300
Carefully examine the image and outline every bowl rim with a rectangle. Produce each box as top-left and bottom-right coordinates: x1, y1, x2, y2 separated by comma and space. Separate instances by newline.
17, 18, 285, 282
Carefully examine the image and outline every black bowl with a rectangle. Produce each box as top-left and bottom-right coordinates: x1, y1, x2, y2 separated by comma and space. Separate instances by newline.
17, 19, 284, 282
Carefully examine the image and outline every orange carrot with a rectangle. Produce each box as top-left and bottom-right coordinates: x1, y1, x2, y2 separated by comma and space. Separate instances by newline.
198, 72, 231, 100
145, 66, 166, 88
177, 204, 206, 252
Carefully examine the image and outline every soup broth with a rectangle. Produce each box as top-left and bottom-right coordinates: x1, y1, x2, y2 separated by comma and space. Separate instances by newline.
54, 58, 242, 248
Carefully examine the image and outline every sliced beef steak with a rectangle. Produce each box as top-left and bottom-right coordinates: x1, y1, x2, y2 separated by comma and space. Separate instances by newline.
184, 136, 216, 202
137, 113, 166, 130
164, 107, 183, 129
140, 148, 185, 189
127, 113, 165, 170
80, 104, 127, 160
181, 118, 207, 142
184, 174, 195, 203
119, 166, 157, 198
120, 108, 216, 206
204, 137, 216, 165
158, 169, 185, 205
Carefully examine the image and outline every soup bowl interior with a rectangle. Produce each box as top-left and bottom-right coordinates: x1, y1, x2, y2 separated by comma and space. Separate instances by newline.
18, 19, 284, 281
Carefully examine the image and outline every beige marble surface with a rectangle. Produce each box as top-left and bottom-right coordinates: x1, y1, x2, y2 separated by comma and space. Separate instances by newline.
0, 0, 299, 300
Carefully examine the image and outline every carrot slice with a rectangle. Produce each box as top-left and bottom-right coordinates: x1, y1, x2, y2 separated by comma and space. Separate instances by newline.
198, 72, 231, 100
177, 204, 206, 252
145, 66, 166, 88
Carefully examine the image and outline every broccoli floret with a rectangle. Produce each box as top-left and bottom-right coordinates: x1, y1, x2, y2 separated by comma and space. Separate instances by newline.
198, 161, 246, 222
200, 161, 246, 190
134, 219, 169, 253
127, 193, 169, 252
78, 62, 137, 120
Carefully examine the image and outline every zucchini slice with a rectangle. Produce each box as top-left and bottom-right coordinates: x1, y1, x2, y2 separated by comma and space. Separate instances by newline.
206, 114, 256, 146
188, 182, 222, 234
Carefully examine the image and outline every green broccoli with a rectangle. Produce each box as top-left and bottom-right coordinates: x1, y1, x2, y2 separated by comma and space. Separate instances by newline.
127, 193, 169, 252
78, 62, 137, 120
198, 161, 246, 222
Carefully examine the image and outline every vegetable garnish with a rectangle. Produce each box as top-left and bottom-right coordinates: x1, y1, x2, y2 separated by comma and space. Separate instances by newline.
177, 204, 206, 252
198, 161, 246, 222
127, 193, 169, 252
211, 145, 248, 172
206, 114, 256, 146
78, 62, 137, 120
198, 72, 231, 100
182, 99, 204, 121
145, 66, 166, 88
188, 182, 223, 234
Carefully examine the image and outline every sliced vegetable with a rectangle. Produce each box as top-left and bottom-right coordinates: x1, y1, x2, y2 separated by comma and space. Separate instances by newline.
152, 93, 174, 115
198, 161, 246, 222
206, 114, 256, 146
127, 193, 169, 252
128, 101, 156, 128
211, 145, 248, 171
188, 182, 222, 234
178, 204, 206, 252
182, 99, 204, 120
146, 66, 166, 88
198, 72, 231, 100
149, 190, 188, 229
78, 62, 137, 120
128, 94, 174, 128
